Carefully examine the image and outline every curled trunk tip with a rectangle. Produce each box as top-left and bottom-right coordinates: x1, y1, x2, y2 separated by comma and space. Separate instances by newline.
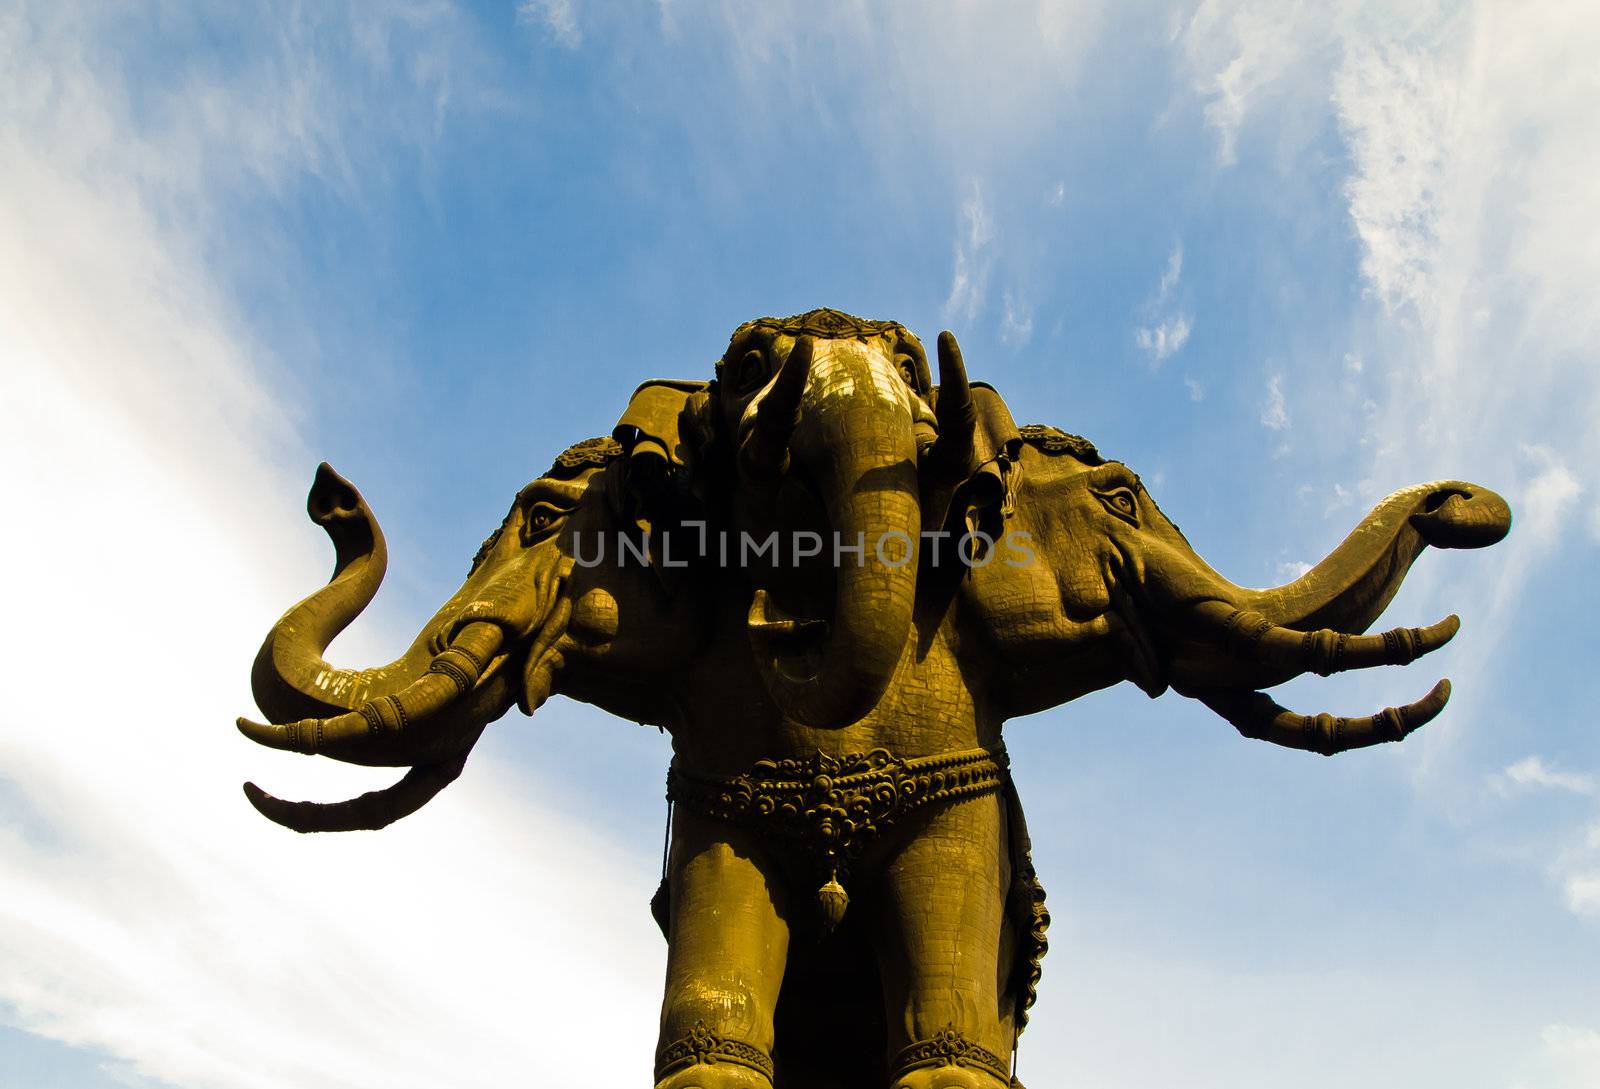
1410, 485, 1512, 549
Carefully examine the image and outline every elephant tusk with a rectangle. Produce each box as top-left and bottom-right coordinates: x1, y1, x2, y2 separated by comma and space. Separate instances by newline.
740, 334, 813, 482
237, 621, 504, 755
1193, 678, 1452, 756
242, 751, 470, 833
926, 330, 976, 481
747, 587, 829, 641
1188, 601, 1460, 678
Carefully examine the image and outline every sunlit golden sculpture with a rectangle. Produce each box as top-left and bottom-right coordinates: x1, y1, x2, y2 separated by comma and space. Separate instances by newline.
238, 309, 1511, 1088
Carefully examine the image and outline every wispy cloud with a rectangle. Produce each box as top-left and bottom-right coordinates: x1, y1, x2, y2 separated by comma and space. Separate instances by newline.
944, 180, 994, 325
1335, 34, 1463, 318
1566, 874, 1600, 918
1135, 316, 1191, 362
1509, 1023, 1600, 1089
1179, 1, 1326, 166
1135, 243, 1192, 365
1555, 823, 1600, 921
1260, 372, 1289, 430
1000, 289, 1034, 347
1495, 756, 1596, 797
1517, 444, 1584, 551
1538, 1024, 1600, 1088
518, 0, 582, 49
1158, 244, 1183, 297
1329, 1, 1600, 473
1277, 559, 1313, 580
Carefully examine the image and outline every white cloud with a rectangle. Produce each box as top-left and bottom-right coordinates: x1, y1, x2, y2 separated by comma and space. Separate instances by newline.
1260, 372, 1289, 430
1321, 482, 1354, 517
1539, 1024, 1600, 1087
0, 6, 661, 1086
1335, 32, 1463, 317
1329, 1, 1600, 473
1049, 180, 1067, 206
1564, 874, 1600, 918
1510, 1023, 1600, 1089
1135, 315, 1192, 362
1136, 243, 1191, 365
1277, 559, 1313, 580
1158, 243, 1184, 298
1517, 444, 1584, 552
944, 180, 994, 325
1553, 823, 1600, 922
1179, 1, 1326, 165
1497, 756, 1596, 797
518, 0, 581, 49
703, 2, 1106, 169
1001, 289, 1034, 347
1184, 374, 1206, 402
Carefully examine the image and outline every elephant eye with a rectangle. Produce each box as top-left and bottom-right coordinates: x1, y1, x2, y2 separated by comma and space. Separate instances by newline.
519, 501, 564, 545
895, 353, 920, 390
736, 349, 770, 394
1097, 487, 1140, 526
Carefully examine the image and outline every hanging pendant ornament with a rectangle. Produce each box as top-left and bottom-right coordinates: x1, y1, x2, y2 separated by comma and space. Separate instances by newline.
816, 868, 849, 933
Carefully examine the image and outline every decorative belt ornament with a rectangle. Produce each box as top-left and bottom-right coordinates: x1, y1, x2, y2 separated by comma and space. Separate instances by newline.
668, 745, 1009, 931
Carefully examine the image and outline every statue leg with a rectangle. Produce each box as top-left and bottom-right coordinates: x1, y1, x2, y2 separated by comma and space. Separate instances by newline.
654, 808, 790, 1089
877, 794, 1016, 1089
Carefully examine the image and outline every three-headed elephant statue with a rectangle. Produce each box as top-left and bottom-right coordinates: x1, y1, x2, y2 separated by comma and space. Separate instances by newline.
237, 309, 1511, 1089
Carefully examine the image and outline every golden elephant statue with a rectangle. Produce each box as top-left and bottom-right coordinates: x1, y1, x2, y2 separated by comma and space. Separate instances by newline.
238, 309, 1510, 1088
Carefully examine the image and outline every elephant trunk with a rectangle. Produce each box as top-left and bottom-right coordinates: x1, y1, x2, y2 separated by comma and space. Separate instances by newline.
1137, 480, 1508, 693
747, 339, 923, 729
1148, 480, 1510, 753
1236, 480, 1511, 631
238, 621, 505, 757
251, 464, 441, 724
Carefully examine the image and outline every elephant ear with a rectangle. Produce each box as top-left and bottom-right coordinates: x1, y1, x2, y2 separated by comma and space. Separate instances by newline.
611, 379, 712, 586
929, 382, 1024, 563
614, 380, 707, 467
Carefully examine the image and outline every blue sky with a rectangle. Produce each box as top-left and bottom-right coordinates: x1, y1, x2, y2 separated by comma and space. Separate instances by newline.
2, 2, 1597, 1086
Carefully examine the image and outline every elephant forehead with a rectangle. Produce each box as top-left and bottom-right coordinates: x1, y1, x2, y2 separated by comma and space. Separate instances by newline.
803, 337, 913, 413
732, 307, 907, 342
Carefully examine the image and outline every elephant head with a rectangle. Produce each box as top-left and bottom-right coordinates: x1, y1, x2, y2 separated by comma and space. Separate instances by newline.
960, 413, 1512, 753
705, 308, 984, 729
238, 437, 696, 831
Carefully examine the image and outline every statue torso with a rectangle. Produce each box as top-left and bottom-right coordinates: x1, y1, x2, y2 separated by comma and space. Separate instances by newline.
668, 590, 1004, 775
